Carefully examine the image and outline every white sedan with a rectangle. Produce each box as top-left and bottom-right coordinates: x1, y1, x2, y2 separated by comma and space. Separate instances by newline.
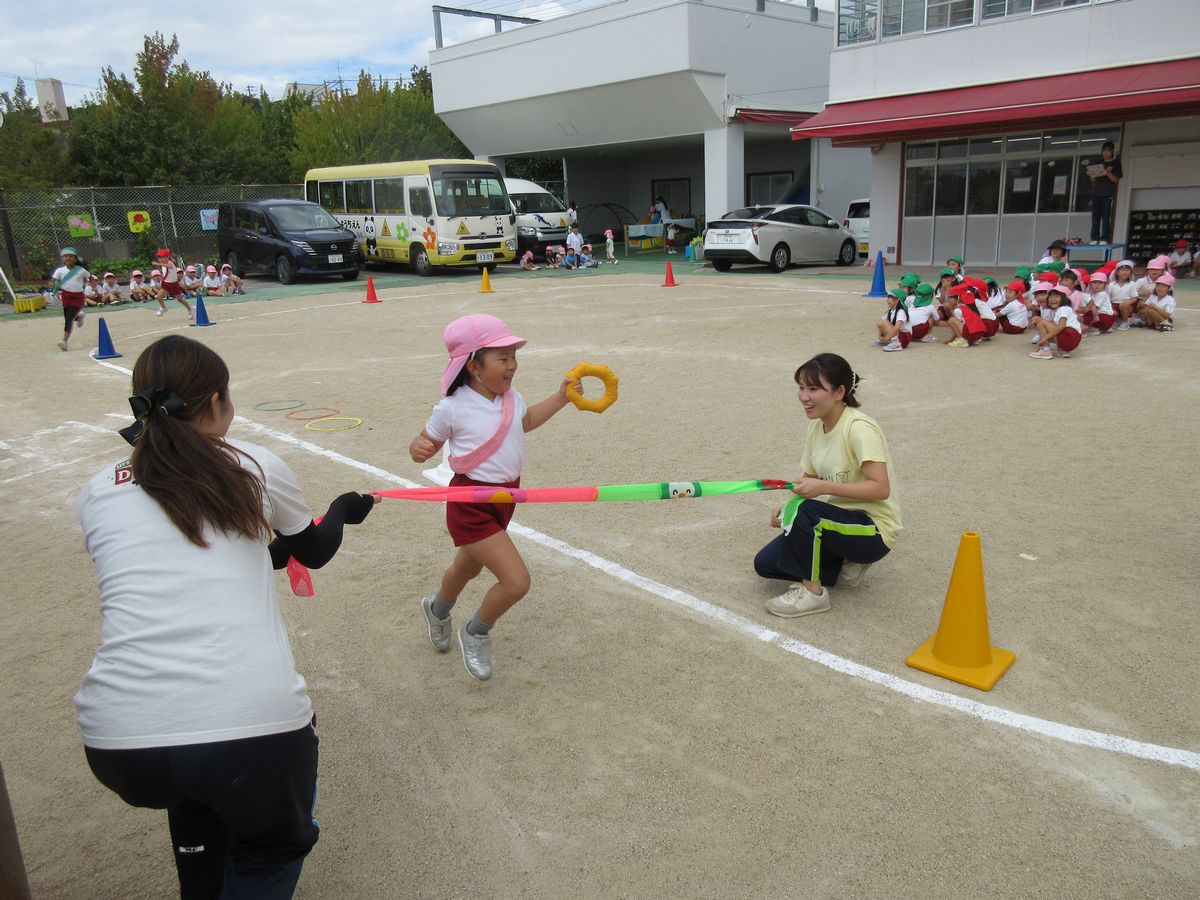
703, 204, 859, 272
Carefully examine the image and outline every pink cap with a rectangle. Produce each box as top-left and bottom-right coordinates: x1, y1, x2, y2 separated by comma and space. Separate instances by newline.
103, 271, 115, 278
441, 314, 527, 396
1032, 281, 1053, 293
521, 250, 533, 260
1155, 273, 1176, 286
1090, 271, 1109, 283
131, 269, 143, 277
221, 263, 232, 270
1147, 255, 1171, 270
604, 229, 614, 239
1049, 285, 1071, 299
206, 265, 217, 273
185, 265, 196, 273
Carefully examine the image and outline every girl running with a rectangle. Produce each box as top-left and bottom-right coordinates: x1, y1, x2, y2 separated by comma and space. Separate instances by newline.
754, 353, 901, 617
408, 314, 582, 680
50, 246, 90, 351
152, 248, 194, 320
75, 335, 378, 898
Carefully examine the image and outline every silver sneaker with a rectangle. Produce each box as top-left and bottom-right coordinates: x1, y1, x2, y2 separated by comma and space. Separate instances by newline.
421, 595, 452, 653
839, 561, 873, 588
459, 624, 493, 680
766, 584, 832, 618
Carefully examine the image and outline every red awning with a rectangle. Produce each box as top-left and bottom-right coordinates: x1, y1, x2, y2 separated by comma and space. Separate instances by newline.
735, 108, 815, 127
791, 58, 1200, 146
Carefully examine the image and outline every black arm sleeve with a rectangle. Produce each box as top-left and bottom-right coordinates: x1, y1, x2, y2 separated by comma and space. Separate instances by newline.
267, 491, 376, 570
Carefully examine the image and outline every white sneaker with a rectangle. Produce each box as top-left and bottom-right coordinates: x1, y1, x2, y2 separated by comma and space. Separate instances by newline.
839, 561, 873, 588
188, 308, 195, 321
882, 338, 903, 352
74, 312, 84, 328
57, 340, 69, 351
155, 309, 165, 317
766, 584, 832, 618
919, 333, 939, 343
869, 338, 885, 347
458, 624, 493, 680
420, 595, 452, 653
1030, 333, 1041, 344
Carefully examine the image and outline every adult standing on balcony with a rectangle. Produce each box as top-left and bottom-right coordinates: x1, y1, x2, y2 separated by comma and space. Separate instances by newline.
1089, 141, 1122, 245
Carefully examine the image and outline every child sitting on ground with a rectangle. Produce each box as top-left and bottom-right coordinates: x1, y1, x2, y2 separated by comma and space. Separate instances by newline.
181, 265, 203, 298
519, 250, 539, 271
220, 263, 245, 295
908, 283, 939, 343
127, 270, 152, 303
1029, 286, 1082, 359
1080, 271, 1117, 334
202, 265, 223, 296
1168, 240, 1193, 278
1140, 274, 1176, 332
100, 272, 123, 304
543, 245, 558, 268
579, 244, 599, 268
83, 274, 104, 306
997, 280, 1031, 334
871, 289, 911, 352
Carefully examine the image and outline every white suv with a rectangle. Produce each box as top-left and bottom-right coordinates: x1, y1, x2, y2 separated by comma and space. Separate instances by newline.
844, 199, 870, 257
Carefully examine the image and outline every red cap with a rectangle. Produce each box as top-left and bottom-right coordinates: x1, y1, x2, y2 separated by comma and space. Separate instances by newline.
948, 284, 975, 300
156, 248, 171, 258
1004, 280, 1027, 295
1040, 272, 1059, 285
1177, 239, 1191, 249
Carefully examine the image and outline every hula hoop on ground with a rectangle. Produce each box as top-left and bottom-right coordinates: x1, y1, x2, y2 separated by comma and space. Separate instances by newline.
254, 400, 305, 411
304, 417, 363, 432
285, 407, 341, 421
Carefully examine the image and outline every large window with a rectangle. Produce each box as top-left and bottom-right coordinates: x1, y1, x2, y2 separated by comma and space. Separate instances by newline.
373, 177, 406, 215
345, 179, 374, 215
651, 178, 691, 218
880, 0, 925, 37
1033, 0, 1090, 11
982, 0, 1031, 18
747, 171, 794, 206
903, 127, 1122, 219
838, 1, 879, 45
840, 0, 1104, 45
318, 181, 345, 213
925, 0, 974, 30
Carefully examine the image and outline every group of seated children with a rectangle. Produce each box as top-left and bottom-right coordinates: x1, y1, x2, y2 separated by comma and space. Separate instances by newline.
78, 257, 245, 309
521, 227, 621, 271
872, 250, 1178, 360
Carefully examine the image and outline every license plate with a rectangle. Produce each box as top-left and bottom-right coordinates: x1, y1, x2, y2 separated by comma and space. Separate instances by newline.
328, 253, 343, 264
858, 243, 868, 253
476, 251, 494, 262
710, 233, 738, 244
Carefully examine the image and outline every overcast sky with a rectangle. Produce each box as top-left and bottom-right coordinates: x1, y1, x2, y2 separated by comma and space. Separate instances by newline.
1, 0, 586, 105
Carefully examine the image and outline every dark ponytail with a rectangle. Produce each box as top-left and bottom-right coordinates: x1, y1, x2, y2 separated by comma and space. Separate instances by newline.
129, 335, 269, 547
794, 352, 862, 408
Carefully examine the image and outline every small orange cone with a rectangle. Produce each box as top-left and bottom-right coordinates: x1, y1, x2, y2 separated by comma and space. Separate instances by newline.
479, 267, 494, 294
662, 262, 678, 287
362, 276, 381, 304
906, 532, 1015, 691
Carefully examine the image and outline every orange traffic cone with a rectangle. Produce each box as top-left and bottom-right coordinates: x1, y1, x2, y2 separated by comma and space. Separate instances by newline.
480, 267, 494, 294
362, 276, 381, 304
662, 262, 678, 287
906, 532, 1015, 691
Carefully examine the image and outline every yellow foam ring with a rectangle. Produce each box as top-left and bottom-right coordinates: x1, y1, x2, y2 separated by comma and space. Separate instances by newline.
565, 362, 619, 414
488, 491, 515, 503
304, 417, 364, 432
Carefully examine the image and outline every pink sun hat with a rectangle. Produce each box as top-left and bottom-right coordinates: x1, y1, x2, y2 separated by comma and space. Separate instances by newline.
1147, 255, 1172, 270
1090, 271, 1109, 283
1032, 281, 1053, 293
441, 314, 527, 395
1155, 273, 1176, 286
131, 269, 143, 277
604, 229, 614, 239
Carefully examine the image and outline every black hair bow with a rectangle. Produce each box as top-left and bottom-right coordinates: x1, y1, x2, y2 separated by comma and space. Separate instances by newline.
119, 388, 187, 445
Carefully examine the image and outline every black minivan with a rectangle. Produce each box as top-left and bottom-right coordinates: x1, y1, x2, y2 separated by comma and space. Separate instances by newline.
217, 200, 360, 284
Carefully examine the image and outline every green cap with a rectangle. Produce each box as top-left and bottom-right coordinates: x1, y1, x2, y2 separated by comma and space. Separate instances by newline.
939, 267, 956, 279
899, 272, 920, 288
913, 283, 935, 306
984, 276, 997, 285
1047, 260, 1066, 273
948, 256, 964, 265
1015, 265, 1032, 279
61, 246, 78, 257
888, 288, 907, 301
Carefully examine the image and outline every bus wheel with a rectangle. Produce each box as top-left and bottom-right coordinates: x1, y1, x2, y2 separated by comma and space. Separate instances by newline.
412, 245, 433, 277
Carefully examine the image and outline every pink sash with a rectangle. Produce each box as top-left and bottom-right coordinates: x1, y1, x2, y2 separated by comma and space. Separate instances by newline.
449, 390, 515, 474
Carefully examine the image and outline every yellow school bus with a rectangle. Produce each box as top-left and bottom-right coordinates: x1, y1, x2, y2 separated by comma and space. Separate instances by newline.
304, 159, 517, 275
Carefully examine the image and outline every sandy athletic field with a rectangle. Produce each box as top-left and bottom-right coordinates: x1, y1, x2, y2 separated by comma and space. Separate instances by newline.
2, 264, 1198, 897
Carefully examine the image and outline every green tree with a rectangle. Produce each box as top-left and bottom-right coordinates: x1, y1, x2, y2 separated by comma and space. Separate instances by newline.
0, 78, 71, 187
290, 69, 468, 173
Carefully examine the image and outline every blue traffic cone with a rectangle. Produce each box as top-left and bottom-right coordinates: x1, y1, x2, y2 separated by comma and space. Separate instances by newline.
95, 317, 122, 359
191, 296, 214, 327
864, 251, 888, 297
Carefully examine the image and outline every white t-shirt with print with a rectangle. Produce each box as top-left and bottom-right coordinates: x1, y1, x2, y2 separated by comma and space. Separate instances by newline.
1053, 305, 1081, 333
425, 387, 528, 483
74, 439, 314, 750
999, 299, 1029, 328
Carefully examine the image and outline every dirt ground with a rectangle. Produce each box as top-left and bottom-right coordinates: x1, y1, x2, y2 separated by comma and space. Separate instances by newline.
2, 262, 1198, 898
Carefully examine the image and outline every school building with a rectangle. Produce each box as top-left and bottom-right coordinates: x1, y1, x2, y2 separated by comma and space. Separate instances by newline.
429, 0, 870, 235
791, 0, 1200, 267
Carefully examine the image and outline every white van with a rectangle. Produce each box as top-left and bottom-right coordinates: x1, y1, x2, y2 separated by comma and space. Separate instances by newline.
844, 199, 870, 257
505, 178, 570, 254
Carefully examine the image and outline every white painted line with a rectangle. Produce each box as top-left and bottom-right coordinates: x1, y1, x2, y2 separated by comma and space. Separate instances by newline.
87, 322, 1200, 773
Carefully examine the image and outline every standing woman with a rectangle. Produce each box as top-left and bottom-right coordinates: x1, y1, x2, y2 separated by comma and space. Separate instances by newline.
1089, 141, 1122, 245
754, 353, 902, 617
74, 335, 378, 898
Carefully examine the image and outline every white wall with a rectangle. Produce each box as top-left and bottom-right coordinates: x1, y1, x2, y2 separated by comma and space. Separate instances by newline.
811, 138, 870, 224
828, 0, 1194, 104
866, 143, 902, 265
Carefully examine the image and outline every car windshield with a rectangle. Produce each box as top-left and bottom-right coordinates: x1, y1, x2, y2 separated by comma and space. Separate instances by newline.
512, 192, 566, 215
847, 202, 870, 219
430, 167, 510, 218
269, 205, 343, 232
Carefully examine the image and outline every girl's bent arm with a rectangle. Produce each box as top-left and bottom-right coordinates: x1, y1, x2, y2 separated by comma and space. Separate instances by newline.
523, 378, 579, 432
794, 461, 890, 502
410, 430, 443, 463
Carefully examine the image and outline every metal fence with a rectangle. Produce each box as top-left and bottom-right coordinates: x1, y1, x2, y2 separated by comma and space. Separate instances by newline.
0, 184, 303, 275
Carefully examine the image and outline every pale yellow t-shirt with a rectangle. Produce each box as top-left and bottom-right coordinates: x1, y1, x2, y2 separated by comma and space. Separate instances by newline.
800, 407, 902, 547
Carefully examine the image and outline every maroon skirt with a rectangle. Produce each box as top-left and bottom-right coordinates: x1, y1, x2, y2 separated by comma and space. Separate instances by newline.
446, 473, 520, 547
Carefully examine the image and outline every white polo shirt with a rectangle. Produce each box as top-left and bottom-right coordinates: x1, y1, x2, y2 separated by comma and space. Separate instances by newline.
426, 387, 528, 483
74, 439, 315, 750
